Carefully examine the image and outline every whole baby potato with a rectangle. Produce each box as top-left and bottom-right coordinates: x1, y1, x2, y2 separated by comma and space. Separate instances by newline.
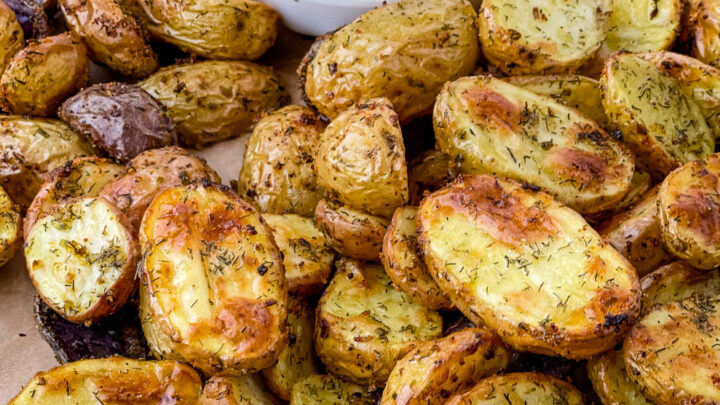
0, 1, 24, 73
4, 0, 49, 39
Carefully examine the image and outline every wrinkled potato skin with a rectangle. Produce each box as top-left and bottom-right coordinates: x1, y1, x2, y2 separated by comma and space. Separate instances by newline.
445, 372, 584, 404
587, 348, 654, 405
0, 1, 23, 73
407, 150, 459, 206
238, 106, 324, 217
0, 185, 21, 268
640, 261, 720, 316
201, 374, 280, 405
300, 0, 479, 122
314, 200, 388, 261
140, 61, 289, 146
290, 375, 377, 405
0, 33, 88, 116
59, 0, 157, 77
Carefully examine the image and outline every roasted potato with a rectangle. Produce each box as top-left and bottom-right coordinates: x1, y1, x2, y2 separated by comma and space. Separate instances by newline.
381, 328, 510, 405
684, 0, 720, 68
640, 261, 720, 315
315, 258, 442, 387
262, 214, 333, 296
262, 296, 320, 401
478, 0, 610, 75
202, 374, 280, 405
140, 60, 289, 146
290, 375, 378, 405
381, 206, 453, 310
0, 116, 94, 209
624, 295, 720, 403
299, 0, 479, 122
602, 0, 681, 57
0, 33, 88, 116
0, 184, 21, 267
315, 98, 408, 218
407, 150, 458, 206
9, 357, 202, 404
4, 0, 49, 39
434, 75, 635, 215
314, 200, 388, 261
139, 182, 287, 375
24, 157, 124, 236
100, 146, 220, 230
587, 348, 654, 405
418, 175, 641, 358
238, 105, 325, 217
59, 0, 157, 77
0, 0, 23, 73
601, 52, 714, 179
445, 372, 584, 404
613, 168, 652, 213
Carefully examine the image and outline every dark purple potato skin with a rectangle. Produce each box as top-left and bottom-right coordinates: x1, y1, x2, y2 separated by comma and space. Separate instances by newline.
4, 0, 49, 39
60, 82, 176, 163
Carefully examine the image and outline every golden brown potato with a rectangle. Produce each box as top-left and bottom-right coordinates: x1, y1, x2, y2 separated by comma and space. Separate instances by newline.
0, 185, 21, 268
140, 60, 289, 146
587, 348, 654, 405
139, 182, 287, 375
59, 0, 157, 77
25, 196, 138, 324
262, 296, 320, 401
202, 374, 281, 405
262, 214, 334, 296
0, 0, 23, 73
684, 0, 720, 68
381, 328, 510, 405
445, 372, 584, 404
601, 52, 714, 179
125, 0, 278, 60
434, 75, 635, 215
315, 258, 442, 387
238, 105, 325, 216
381, 206, 453, 310
315, 98, 408, 218
478, 0, 609, 75
418, 175, 641, 359
613, 168, 652, 212
100, 146, 220, 231
314, 200, 388, 261
9, 357, 203, 404
299, 0, 479, 122
0, 33, 88, 116
407, 150, 458, 206
640, 261, 720, 316
290, 375, 378, 405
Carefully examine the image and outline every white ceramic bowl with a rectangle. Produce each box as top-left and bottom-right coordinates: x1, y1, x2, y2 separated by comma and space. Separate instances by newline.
264, 0, 394, 36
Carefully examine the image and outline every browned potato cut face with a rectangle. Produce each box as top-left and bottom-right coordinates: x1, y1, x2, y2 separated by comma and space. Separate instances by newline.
314, 200, 388, 261
381, 206, 453, 310
685, 0, 720, 68
418, 175, 641, 358
315, 258, 442, 387
381, 328, 510, 405
139, 183, 287, 375
0, 0, 23, 73
641, 261, 720, 316
587, 348, 654, 405
445, 372, 584, 404
9, 357, 202, 404
407, 150, 459, 206
0, 185, 21, 267
202, 374, 281, 405
25, 196, 138, 324
290, 375, 378, 405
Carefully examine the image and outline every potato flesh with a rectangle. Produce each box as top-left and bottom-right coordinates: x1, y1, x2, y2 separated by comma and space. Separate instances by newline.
445, 372, 584, 404
601, 0, 680, 57
290, 375, 376, 405
202, 374, 278, 405
0, 0, 23, 73
0, 185, 20, 267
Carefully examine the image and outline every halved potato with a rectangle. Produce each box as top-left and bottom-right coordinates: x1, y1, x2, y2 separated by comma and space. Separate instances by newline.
380, 206, 453, 310
315, 258, 442, 387
640, 261, 720, 316
290, 375, 378, 405
445, 372, 584, 404
407, 150, 458, 206
434, 75, 634, 215
601, 52, 714, 179
0, 0, 23, 73
0, 185, 21, 267
684, 0, 720, 68
478, 0, 610, 74
202, 374, 280, 405
614, 168, 652, 212
139, 182, 287, 375
262, 214, 334, 296
587, 348, 654, 405
623, 296, 720, 403
381, 328, 510, 405
418, 175, 641, 358
314, 200, 388, 261
9, 357, 202, 404
25, 196, 138, 324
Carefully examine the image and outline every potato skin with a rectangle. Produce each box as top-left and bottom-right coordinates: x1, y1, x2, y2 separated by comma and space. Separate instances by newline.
59, 0, 157, 77
315, 258, 442, 387
202, 374, 281, 405
684, 0, 720, 68
0, 185, 21, 268
140, 60, 288, 146
381, 328, 510, 405
314, 200, 388, 261
238, 106, 325, 217
445, 372, 584, 404
640, 261, 720, 316
0, 33, 88, 116
587, 348, 654, 405
9, 357, 203, 404
407, 150, 459, 206
290, 375, 378, 405
0, 1, 23, 73
300, 0, 479, 122
4, 0, 49, 40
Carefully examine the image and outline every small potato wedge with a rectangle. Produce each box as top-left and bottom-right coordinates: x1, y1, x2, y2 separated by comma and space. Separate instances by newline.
640, 261, 720, 316
0, 185, 21, 267
418, 175, 641, 358
0, 0, 23, 72
290, 375, 378, 405
407, 150, 458, 206
381, 328, 510, 405
139, 182, 287, 375
445, 372, 584, 404
9, 357, 202, 404
315, 98, 408, 218
434, 75, 634, 215
684, 0, 720, 68
381, 206, 453, 310
478, 0, 610, 75
202, 374, 280, 405
0, 33, 88, 116
613, 168, 652, 212
25, 196, 138, 324
315, 258, 442, 387
262, 214, 333, 296
238, 105, 325, 217
587, 348, 654, 405
140, 60, 288, 147
314, 200, 388, 261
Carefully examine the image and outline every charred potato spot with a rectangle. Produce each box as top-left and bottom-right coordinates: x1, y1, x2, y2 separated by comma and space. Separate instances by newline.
0, 185, 21, 268
407, 150, 459, 206
0, 0, 24, 73
290, 375, 378, 405
445, 372, 584, 404
587, 348, 654, 405
640, 261, 720, 316
315, 258, 442, 387
201, 374, 280, 405
25, 196, 138, 324
314, 200, 388, 261
139, 183, 287, 375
